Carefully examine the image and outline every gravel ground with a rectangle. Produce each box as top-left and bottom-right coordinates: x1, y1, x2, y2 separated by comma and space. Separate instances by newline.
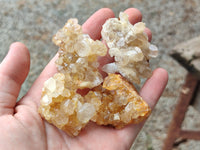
1, 0, 200, 149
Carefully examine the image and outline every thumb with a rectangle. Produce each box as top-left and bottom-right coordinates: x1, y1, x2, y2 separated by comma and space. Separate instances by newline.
0, 42, 30, 116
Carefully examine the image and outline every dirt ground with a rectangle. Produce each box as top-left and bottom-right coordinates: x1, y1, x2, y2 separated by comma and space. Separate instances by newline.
1, 0, 200, 149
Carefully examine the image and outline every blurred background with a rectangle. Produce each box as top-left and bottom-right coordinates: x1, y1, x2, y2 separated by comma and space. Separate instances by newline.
0, 0, 200, 149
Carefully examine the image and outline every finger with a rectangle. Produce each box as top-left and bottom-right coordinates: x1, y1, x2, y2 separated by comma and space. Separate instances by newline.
82, 8, 115, 40
145, 27, 152, 42
140, 68, 168, 108
117, 68, 168, 148
0, 42, 30, 115
124, 8, 142, 24
20, 8, 115, 109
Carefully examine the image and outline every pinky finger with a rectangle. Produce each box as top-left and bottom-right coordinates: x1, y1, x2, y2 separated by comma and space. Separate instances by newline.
140, 68, 168, 109
145, 27, 152, 42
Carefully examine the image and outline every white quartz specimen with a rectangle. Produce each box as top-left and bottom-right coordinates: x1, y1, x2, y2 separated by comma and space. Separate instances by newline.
101, 12, 158, 84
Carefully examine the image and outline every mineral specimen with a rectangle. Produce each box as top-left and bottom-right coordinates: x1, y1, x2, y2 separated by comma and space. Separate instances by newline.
39, 12, 157, 136
102, 12, 158, 84
92, 73, 151, 128
39, 18, 107, 136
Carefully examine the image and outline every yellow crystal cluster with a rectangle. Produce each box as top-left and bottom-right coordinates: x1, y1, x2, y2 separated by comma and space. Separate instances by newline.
102, 12, 158, 84
39, 12, 156, 136
39, 19, 107, 136
92, 74, 151, 128
53, 19, 107, 89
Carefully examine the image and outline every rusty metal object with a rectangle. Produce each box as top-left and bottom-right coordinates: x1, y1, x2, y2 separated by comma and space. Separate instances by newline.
170, 36, 200, 78
179, 130, 200, 140
163, 73, 199, 150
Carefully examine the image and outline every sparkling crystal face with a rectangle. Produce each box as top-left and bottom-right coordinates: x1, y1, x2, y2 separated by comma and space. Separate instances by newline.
39, 12, 157, 136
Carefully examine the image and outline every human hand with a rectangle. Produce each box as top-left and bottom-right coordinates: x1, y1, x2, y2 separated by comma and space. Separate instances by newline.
0, 8, 168, 150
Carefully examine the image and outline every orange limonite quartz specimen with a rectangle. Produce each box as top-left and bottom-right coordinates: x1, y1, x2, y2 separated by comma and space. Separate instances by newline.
39, 12, 157, 136
92, 73, 151, 128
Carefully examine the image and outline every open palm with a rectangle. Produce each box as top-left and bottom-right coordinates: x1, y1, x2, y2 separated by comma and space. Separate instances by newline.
0, 8, 168, 150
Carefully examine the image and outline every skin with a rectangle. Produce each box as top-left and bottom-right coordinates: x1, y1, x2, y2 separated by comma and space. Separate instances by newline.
0, 8, 168, 150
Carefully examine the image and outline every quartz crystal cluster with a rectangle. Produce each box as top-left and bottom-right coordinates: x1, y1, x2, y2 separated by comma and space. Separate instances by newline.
102, 12, 158, 84
39, 12, 157, 136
